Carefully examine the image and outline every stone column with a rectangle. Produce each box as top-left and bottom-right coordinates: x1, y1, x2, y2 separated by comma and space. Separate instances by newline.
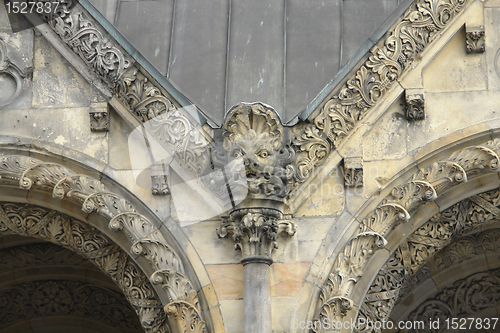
242, 257, 272, 333
218, 209, 296, 333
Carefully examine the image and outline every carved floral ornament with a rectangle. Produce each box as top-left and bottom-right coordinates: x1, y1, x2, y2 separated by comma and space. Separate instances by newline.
312, 139, 500, 332
0, 155, 208, 333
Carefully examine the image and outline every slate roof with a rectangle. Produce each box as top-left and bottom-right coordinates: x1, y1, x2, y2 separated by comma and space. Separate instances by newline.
88, 0, 410, 126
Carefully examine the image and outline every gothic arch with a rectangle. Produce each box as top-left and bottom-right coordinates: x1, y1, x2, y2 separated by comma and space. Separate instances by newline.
0, 141, 215, 333
301, 129, 500, 332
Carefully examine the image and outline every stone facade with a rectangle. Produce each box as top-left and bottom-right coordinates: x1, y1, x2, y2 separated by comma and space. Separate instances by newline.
2, 1, 500, 333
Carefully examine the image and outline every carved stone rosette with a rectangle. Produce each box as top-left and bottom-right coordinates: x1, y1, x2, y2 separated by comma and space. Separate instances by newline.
466, 26, 485, 54
217, 208, 296, 261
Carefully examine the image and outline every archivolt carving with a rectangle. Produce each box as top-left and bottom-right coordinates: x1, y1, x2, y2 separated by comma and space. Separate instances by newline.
397, 228, 500, 303
0, 155, 208, 333
357, 187, 500, 331
316, 139, 500, 331
0, 203, 165, 332
408, 268, 500, 332
38, 0, 131, 85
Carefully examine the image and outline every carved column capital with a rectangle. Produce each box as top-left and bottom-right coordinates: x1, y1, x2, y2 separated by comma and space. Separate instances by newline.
217, 208, 296, 261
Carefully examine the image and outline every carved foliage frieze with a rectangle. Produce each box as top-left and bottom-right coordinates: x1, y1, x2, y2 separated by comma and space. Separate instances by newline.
289, 0, 469, 188
0, 155, 208, 333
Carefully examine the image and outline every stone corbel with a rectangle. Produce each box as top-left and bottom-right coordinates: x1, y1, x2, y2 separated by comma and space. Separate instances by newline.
466, 25, 485, 53
405, 88, 425, 121
343, 157, 363, 188
89, 103, 109, 132
151, 163, 170, 196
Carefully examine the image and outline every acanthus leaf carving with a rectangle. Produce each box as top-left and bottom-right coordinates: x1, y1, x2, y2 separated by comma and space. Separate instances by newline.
217, 208, 296, 260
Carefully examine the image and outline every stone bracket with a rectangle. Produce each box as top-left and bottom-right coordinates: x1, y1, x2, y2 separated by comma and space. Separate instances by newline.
89, 103, 109, 132
151, 163, 170, 196
405, 88, 425, 121
344, 157, 363, 188
466, 24, 485, 54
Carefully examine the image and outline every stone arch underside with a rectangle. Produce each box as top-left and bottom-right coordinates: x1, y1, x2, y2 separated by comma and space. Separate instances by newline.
391, 226, 500, 332
310, 136, 500, 333
0, 238, 143, 333
0, 153, 210, 333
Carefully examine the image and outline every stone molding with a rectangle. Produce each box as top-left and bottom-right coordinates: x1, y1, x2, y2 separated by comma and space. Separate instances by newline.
0, 155, 208, 333
313, 139, 500, 331
0, 37, 30, 107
